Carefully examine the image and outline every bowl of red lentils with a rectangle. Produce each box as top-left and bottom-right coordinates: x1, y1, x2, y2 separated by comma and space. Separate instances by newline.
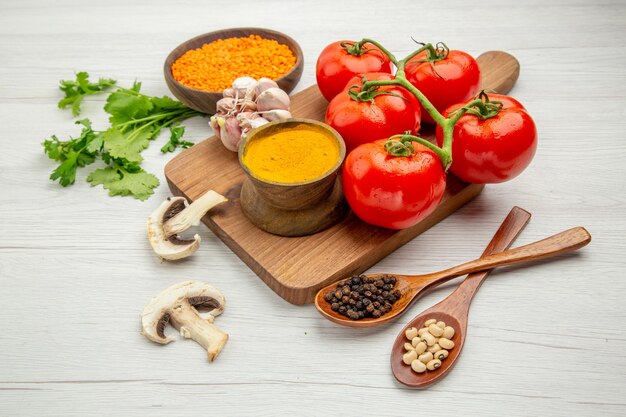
164, 27, 303, 114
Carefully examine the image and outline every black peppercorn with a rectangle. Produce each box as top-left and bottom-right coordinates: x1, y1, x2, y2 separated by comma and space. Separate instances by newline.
324, 274, 402, 321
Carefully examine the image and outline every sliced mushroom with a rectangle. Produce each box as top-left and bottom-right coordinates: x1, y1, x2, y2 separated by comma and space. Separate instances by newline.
141, 281, 228, 362
147, 190, 227, 260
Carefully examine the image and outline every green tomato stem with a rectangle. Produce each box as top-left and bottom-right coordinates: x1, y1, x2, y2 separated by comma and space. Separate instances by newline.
398, 44, 432, 69
359, 38, 399, 66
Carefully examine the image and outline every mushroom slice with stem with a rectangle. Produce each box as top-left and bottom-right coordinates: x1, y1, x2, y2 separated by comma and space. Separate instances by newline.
141, 281, 228, 362
147, 190, 227, 260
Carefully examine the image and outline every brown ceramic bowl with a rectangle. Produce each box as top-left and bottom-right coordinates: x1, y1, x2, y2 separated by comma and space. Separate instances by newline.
238, 119, 349, 237
164, 27, 304, 114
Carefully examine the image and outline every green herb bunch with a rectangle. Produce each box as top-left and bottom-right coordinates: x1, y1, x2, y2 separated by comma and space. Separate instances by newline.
43, 72, 202, 200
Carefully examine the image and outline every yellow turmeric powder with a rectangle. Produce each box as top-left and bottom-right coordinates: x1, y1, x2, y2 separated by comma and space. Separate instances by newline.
171, 35, 296, 91
242, 124, 340, 183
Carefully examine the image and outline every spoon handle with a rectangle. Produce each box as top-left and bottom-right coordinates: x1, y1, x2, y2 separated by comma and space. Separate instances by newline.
428, 226, 591, 282
432, 206, 531, 315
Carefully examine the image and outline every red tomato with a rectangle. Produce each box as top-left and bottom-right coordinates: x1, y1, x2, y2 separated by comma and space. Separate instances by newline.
316, 41, 393, 102
436, 94, 537, 184
326, 72, 421, 153
404, 50, 481, 124
342, 139, 446, 230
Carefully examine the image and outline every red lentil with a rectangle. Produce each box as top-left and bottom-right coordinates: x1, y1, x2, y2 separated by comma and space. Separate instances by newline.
171, 35, 297, 92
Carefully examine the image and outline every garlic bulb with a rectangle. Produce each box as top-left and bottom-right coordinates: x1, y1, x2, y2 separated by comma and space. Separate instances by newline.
249, 117, 270, 129
261, 109, 292, 122
236, 112, 259, 129
256, 87, 290, 112
220, 116, 242, 152
216, 97, 236, 114
209, 115, 222, 139
210, 77, 292, 152
232, 76, 257, 94
254, 78, 279, 97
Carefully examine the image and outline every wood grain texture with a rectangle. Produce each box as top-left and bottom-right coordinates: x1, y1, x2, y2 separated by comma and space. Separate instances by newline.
164, 51, 518, 305
165, 85, 482, 305
164, 27, 304, 114
1, 0, 626, 416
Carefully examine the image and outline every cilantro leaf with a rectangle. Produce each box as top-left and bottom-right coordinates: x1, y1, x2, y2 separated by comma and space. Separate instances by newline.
150, 95, 189, 112
49, 153, 81, 186
58, 72, 116, 116
103, 127, 152, 163
104, 87, 154, 125
161, 124, 194, 153
46, 71, 204, 200
87, 166, 159, 201
43, 119, 103, 186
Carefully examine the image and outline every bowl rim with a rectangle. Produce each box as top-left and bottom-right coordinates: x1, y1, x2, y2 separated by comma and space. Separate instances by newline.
164, 27, 304, 95
238, 118, 347, 187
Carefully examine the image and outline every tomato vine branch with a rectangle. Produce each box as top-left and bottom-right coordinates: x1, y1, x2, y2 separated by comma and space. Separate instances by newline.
348, 39, 500, 171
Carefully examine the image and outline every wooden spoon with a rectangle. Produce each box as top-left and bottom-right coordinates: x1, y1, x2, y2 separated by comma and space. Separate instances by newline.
476, 50, 520, 94
390, 206, 530, 388
314, 224, 591, 328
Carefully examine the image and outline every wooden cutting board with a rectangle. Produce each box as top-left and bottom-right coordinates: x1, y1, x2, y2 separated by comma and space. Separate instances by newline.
165, 51, 519, 305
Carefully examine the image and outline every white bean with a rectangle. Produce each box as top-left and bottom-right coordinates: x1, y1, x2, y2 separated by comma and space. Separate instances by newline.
404, 342, 414, 351
418, 327, 430, 336
427, 343, 441, 353
405, 327, 418, 340
403, 349, 418, 365
443, 326, 455, 339
414, 341, 427, 354
426, 359, 442, 371
439, 337, 455, 350
411, 359, 427, 373
436, 321, 446, 329
418, 352, 434, 364
428, 323, 444, 337
411, 337, 421, 347
434, 349, 449, 360
420, 332, 436, 346
424, 319, 437, 326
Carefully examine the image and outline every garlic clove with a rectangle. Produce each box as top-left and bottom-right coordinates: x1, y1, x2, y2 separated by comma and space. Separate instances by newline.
232, 77, 258, 101
249, 117, 270, 129
255, 87, 290, 112
216, 97, 236, 114
209, 115, 222, 140
223, 88, 235, 98
261, 109, 292, 122
236, 112, 259, 130
240, 127, 251, 141
254, 77, 279, 97
238, 99, 257, 113
220, 116, 242, 152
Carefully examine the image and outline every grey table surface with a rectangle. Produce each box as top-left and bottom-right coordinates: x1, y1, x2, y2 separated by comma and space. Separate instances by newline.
1, 0, 625, 416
